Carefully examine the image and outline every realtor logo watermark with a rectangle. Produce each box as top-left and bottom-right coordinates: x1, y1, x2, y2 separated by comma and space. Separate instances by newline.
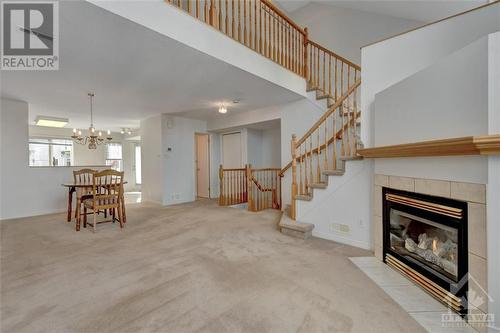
1, 1, 59, 70
441, 273, 497, 330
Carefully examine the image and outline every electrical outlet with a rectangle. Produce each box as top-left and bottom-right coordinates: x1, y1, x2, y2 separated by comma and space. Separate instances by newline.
330, 223, 350, 234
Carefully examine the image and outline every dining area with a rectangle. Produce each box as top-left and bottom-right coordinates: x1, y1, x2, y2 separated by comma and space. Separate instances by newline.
62, 168, 128, 232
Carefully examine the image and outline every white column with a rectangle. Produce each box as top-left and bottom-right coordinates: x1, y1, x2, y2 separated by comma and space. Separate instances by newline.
487, 30, 500, 333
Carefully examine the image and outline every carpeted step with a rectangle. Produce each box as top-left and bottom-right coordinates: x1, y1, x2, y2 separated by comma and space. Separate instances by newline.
279, 210, 314, 240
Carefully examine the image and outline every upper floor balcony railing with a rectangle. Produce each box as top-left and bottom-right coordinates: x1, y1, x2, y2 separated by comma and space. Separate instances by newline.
166, 0, 307, 77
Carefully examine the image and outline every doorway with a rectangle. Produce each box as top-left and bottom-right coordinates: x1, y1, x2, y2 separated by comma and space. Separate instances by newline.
195, 133, 210, 198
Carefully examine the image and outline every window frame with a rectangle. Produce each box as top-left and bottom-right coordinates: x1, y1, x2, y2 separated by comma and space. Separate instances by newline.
105, 142, 123, 171
28, 137, 74, 167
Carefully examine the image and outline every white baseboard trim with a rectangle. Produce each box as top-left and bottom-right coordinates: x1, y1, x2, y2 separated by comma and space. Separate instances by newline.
312, 230, 371, 250
0, 208, 67, 221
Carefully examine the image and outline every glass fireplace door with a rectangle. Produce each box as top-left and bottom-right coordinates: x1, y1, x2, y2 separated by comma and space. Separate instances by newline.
389, 209, 459, 281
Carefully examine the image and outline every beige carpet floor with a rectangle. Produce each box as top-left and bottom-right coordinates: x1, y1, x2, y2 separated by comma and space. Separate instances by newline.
1, 199, 425, 333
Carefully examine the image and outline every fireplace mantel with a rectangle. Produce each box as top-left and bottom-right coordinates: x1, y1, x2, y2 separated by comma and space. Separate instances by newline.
358, 134, 500, 158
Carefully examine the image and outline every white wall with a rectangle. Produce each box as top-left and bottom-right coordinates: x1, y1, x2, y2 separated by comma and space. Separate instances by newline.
162, 115, 207, 205
89, 0, 306, 98
140, 114, 163, 204
247, 129, 263, 168
244, 127, 281, 168
361, 2, 500, 146
373, 37, 489, 184
261, 127, 281, 168
141, 114, 208, 205
290, 3, 422, 65
209, 133, 221, 199
0, 99, 106, 219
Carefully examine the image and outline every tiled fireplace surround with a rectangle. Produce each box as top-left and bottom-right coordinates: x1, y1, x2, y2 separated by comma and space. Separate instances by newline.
373, 174, 488, 332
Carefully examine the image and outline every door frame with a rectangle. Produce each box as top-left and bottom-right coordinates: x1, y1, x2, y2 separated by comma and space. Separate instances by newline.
195, 132, 211, 198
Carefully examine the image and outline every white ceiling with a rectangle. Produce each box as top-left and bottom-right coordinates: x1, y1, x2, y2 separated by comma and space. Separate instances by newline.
276, 0, 487, 23
1, 1, 301, 131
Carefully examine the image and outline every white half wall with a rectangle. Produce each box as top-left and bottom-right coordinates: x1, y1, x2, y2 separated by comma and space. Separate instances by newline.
0, 99, 106, 220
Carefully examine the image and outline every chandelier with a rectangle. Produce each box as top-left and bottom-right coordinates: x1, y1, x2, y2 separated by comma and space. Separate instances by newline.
71, 93, 112, 149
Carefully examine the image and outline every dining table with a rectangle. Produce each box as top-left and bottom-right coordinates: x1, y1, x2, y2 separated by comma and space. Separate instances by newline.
62, 181, 128, 230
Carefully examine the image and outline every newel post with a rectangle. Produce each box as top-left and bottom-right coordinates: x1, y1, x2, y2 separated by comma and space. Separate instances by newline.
291, 134, 297, 220
219, 165, 223, 205
303, 27, 309, 80
246, 164, 253, 211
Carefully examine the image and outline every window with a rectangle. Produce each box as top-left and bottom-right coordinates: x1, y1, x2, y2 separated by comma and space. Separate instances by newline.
135, 145, 141, 185
29, 138, 73, 166
106, 143, 123, 171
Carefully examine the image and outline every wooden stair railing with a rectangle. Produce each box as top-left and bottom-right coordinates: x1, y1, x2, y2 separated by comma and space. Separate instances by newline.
219, 165, 248, 206
218, 165, 281, 211
164, 0, 360, 86
306, 40, 361, 101
247, 167, 281, 211
165, 0, 307, 76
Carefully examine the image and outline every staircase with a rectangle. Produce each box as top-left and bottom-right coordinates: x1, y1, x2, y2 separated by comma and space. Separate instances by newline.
162, 0, 363, 238
279, 78, 363, 238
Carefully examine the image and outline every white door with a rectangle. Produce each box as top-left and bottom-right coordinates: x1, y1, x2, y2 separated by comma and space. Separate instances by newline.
196, 134, 210, 198
222, 132, 242, 168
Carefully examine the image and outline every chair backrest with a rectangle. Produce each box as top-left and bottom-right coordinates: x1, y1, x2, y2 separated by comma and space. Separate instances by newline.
73, 168, 97, 184
91, 170, 124, 208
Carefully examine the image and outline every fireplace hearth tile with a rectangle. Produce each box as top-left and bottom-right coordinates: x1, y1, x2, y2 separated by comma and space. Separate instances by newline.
349, 256, 383, 268
350, 257, 477, 332
355, 265, 413, 287
409, 312, 476, 333
382, 285, 448, 312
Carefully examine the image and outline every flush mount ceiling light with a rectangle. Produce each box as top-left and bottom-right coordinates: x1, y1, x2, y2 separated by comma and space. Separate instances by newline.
35, 116, 68, 128
218, 105, 227, 114
120, 128, 132, 135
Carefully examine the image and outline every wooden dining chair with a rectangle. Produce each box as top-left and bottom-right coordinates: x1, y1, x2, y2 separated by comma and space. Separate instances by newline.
82, 170, 125, 232
73, 168, 97, 223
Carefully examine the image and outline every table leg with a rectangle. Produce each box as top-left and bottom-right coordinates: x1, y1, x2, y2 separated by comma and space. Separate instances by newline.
67, 187, 75, 222
121, 195, 127, 224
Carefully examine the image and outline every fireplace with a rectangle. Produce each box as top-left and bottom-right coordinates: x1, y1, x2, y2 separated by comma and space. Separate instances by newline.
382, 187, 468, 313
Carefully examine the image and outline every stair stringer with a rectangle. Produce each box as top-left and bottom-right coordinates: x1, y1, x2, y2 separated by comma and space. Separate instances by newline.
295, 159, 373, 249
